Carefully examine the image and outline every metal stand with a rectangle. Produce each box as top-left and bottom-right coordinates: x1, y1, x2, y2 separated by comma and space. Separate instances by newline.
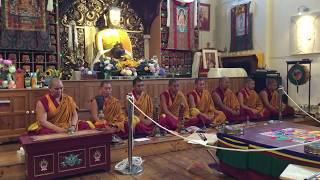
278, 87, 283, 122
118, 93, 143, 175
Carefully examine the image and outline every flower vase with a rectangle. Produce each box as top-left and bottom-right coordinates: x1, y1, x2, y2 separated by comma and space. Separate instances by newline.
72, 70, 81, 80
104, 72, 111, 79
44, 77, 53, 87
2, 80, 8, 88
15, 72, 24, 88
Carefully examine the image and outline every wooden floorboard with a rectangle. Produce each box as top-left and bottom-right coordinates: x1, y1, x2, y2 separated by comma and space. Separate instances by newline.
63, 148, 232, 180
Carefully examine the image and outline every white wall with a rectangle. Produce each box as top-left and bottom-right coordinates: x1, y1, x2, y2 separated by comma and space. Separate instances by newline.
199, 0, 216, 49
215, 0, 320, 105
270, 0, 320, 105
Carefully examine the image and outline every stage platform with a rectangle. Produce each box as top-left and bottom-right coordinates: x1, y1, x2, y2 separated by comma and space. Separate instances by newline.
0, 133, 210, 179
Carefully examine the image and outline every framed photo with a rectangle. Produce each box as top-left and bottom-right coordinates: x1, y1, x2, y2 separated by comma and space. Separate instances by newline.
202, 49, 219, 69
199, 3, 210, 31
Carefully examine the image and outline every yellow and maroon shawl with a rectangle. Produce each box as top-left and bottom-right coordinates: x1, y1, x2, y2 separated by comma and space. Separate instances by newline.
214, 87, 240, 111
132, 91, 153, 121
239, 88, 265, 113
188, 89, 226, 123
265, 89, 286, 111
39, 94, 77, 129
160, 90, 190, 119
101, 96, 126, 132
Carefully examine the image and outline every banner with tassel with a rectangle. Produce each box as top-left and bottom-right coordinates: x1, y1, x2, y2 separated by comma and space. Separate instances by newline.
47, 0, 54, 12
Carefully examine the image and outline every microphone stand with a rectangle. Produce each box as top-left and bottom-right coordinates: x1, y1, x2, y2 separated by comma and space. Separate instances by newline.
278, 86, 284, 122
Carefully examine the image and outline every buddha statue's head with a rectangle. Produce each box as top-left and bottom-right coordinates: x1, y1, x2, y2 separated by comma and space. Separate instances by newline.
105, 7, 121, 28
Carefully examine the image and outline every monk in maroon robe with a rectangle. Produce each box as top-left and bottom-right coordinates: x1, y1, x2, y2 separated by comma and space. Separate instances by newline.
238, 78, 270, 121
212, 77, 246, 122
259, 78, 295, 118
160, 79, 199, 130
28, 78, 90, 135
130, 77, 154, 136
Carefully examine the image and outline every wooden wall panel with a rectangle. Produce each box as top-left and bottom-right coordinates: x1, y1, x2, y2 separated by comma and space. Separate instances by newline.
29, 91, 47, 111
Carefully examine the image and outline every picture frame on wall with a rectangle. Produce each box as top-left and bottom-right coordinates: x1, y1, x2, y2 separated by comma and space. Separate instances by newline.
199, 3, 210, 31
202, 49, 219, 69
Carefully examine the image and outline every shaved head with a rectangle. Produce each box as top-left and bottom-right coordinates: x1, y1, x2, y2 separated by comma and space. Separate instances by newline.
245, 78, 255, 90
219, 76, 230, 90
49, 78, 62, 89
49, 78, 63, 99
195, 78, 205, 92
195, 77, 206, 85
219, 76, 229, 83
266, 78, 278, 91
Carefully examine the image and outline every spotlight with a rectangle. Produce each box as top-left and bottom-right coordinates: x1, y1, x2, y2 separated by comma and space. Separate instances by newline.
297, 5, 309, 16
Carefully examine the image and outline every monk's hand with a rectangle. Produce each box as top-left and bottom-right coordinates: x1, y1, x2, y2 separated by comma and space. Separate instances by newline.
57, 128, 67, 133
105, 125, 117, 133
250, 109, 259, 114
142, 118, 152, 126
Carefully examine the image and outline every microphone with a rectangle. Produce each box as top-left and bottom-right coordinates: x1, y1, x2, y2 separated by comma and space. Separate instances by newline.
278, 86, 284, 90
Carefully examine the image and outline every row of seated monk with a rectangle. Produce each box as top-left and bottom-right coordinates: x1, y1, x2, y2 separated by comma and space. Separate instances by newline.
27, 77, 294, 137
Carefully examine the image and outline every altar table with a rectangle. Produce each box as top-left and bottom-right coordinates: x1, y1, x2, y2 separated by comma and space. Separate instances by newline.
20, 130, 112, 180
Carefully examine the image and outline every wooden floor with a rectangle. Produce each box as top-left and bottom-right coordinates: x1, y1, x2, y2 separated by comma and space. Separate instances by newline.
63, 148, 231, 180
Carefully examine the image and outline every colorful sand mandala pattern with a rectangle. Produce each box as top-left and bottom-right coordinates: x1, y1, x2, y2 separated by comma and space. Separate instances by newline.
260, 128, 320, 143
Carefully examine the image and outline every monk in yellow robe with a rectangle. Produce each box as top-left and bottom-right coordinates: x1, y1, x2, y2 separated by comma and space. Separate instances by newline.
188, 78, 226, 126
130, 77, 154, 136
212, 77, 246, 122
28, 79, 90, 135
238, 78, 270, 121
90, 81, 126, 133
160, 79, 199, 130
259, 78, 294, 117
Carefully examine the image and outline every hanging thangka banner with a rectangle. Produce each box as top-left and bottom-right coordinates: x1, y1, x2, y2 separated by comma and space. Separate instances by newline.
0, 0, 50, 51
4, 0, 46, 31
167, 0, 195, 50
230, 2, 253, 52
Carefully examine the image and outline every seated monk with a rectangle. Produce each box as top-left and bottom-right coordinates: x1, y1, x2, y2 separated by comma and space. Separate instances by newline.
28, 79, 90, 135
212, 77, 246, 122
160, 79, 199, 130
259, 78, 295, 118
130, 77, 154, 136
188, 78, 226, 127
90, 81, 126, 134
93, 6, 133, 68
238, 78, 270, 121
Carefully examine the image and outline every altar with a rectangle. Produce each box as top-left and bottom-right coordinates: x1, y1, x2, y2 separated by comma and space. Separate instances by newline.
19, 130, 112, 180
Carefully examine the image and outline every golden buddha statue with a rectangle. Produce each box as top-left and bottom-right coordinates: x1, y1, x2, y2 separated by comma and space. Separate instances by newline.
93, 7, 133, 68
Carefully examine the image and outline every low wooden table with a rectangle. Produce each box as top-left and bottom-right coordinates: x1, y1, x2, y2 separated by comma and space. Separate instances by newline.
216, 122, 320, 179
20, 130, 112, 180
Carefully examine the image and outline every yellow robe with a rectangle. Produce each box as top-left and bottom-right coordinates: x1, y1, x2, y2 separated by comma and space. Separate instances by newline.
189, 90, 226, 124
132, 91, 154, 134
28, 94, 77, 131
98, 96, 126, 132
240, 88, 264, 112
160, 90, 190, 119
133, 91, 153, 120
97, 29, 133, 55
239, 88, 269, 119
